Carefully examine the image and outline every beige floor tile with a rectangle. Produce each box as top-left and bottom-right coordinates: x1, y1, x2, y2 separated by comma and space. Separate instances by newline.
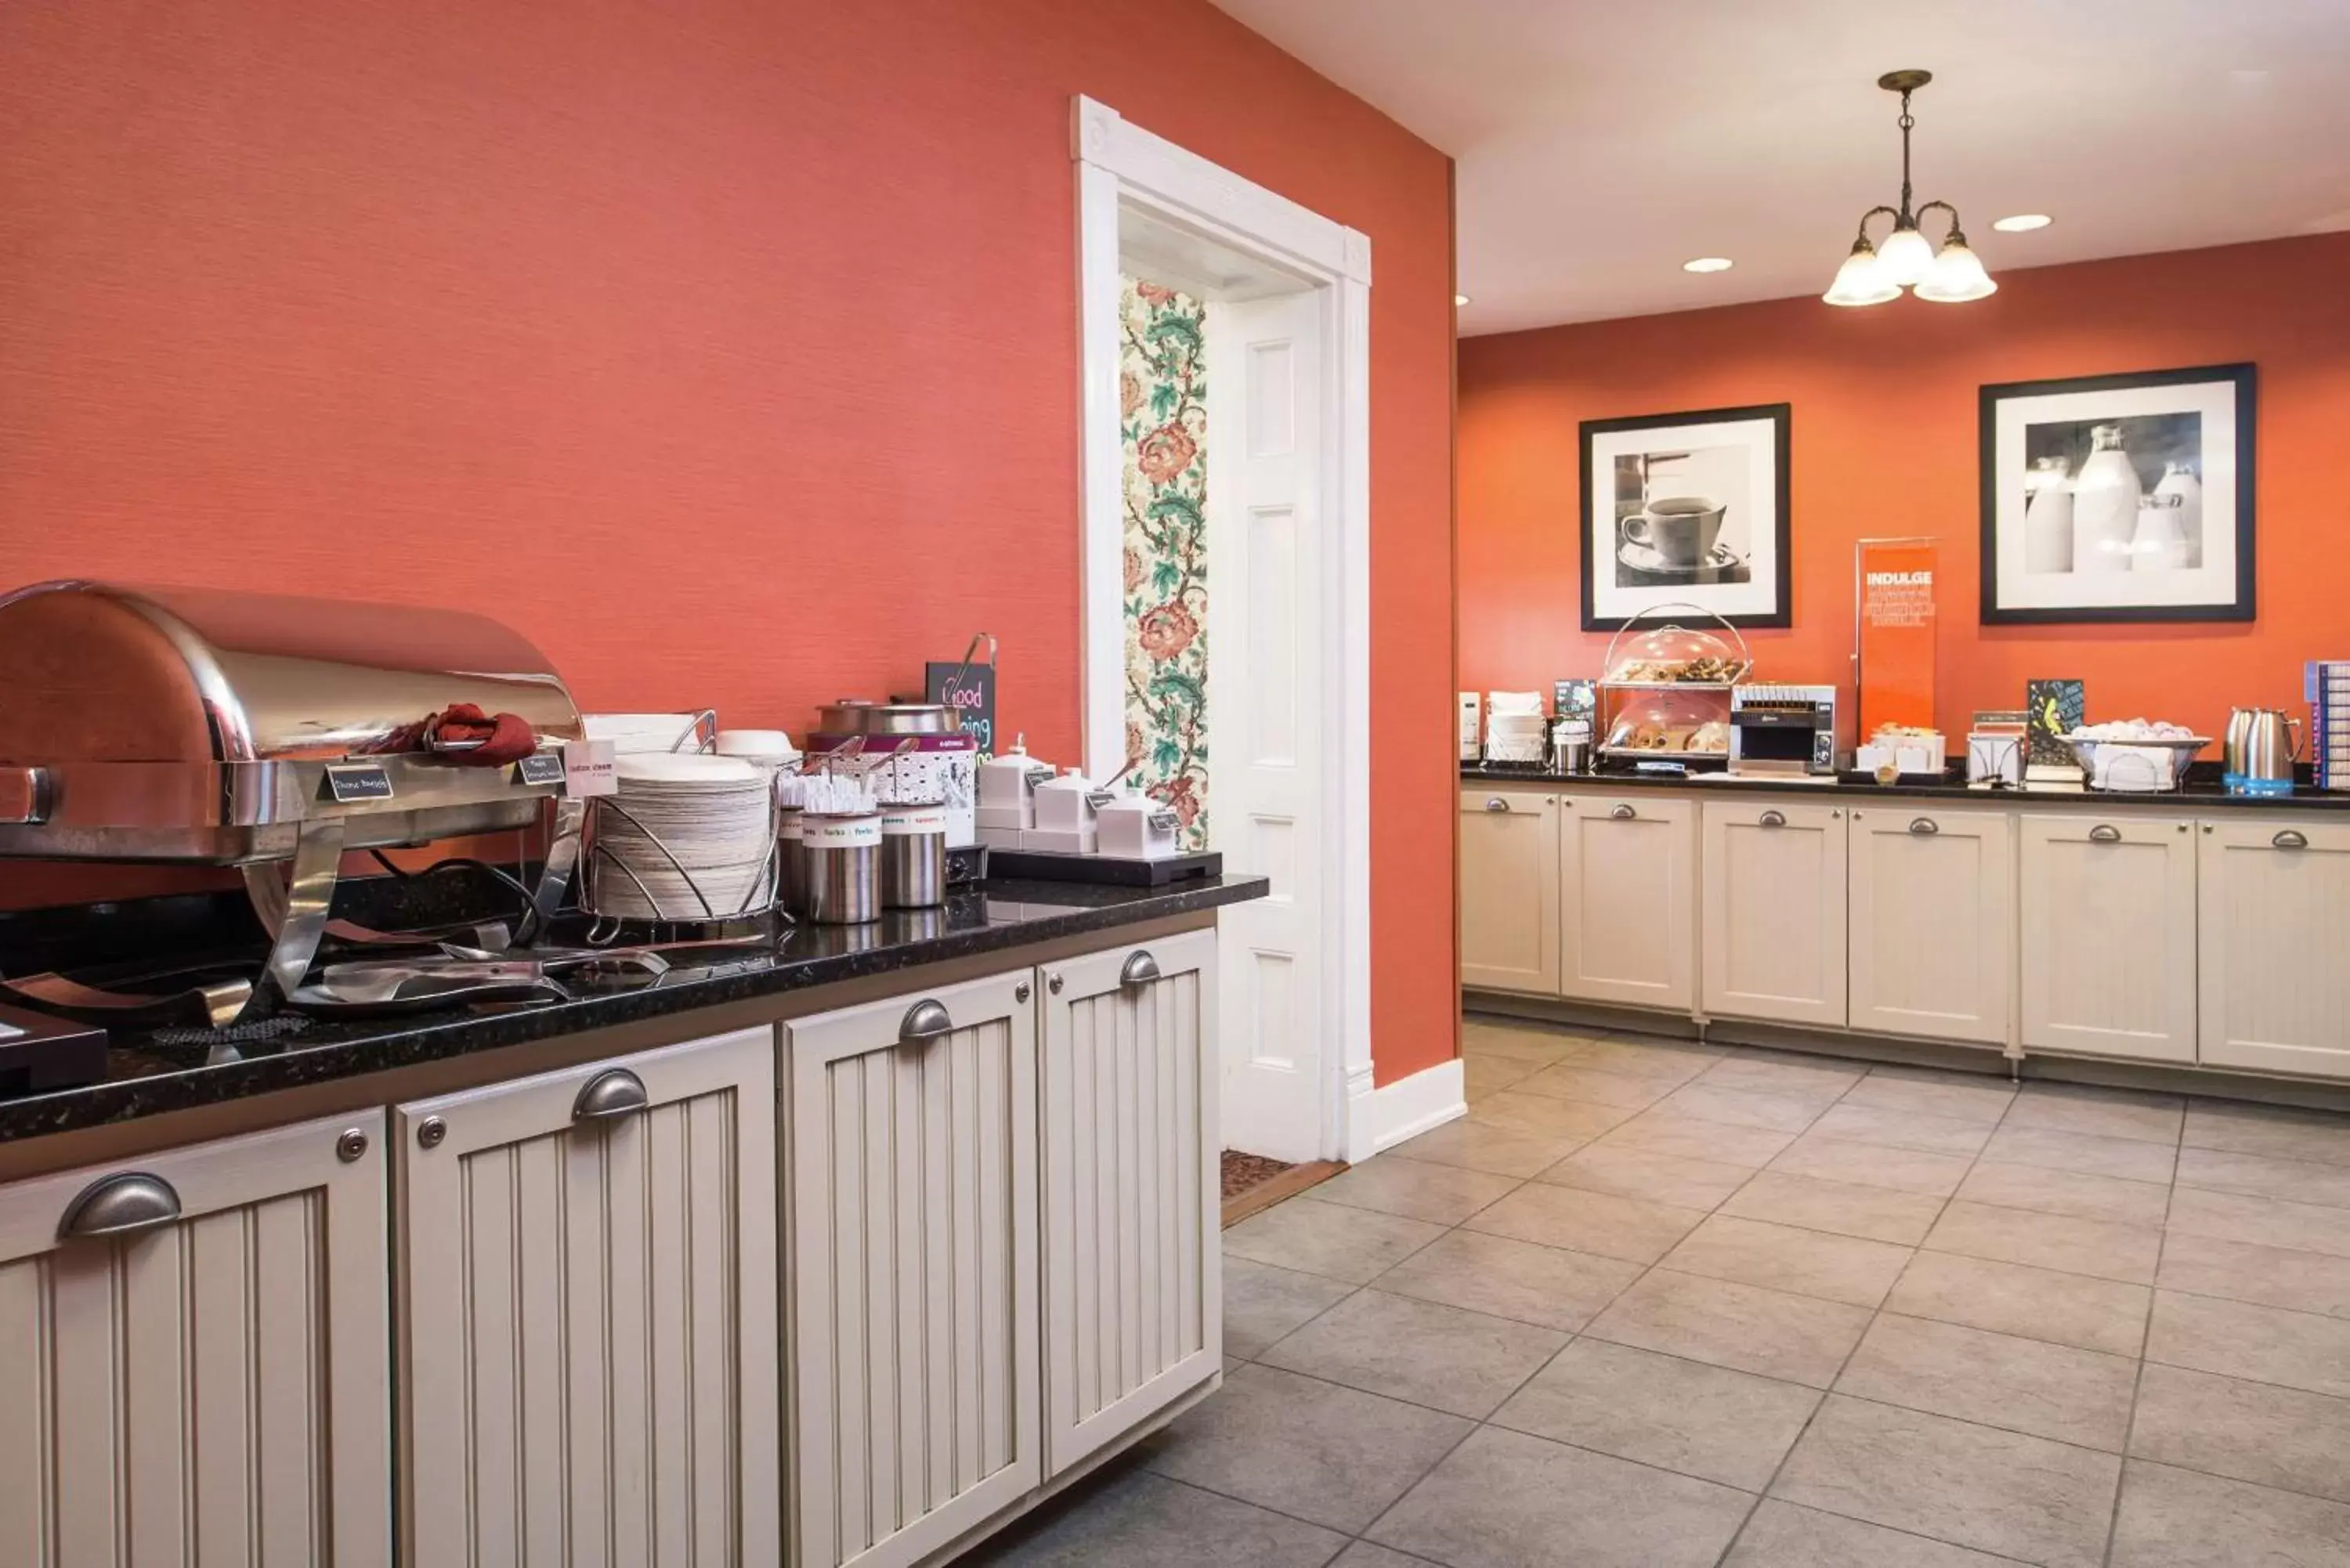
1884, 1250, 2151, 1357
2176, 1143, 2350, 1212
1952, 1159, 2170, 1227
1719, 1170, 1945, 1245
1368, 1425, 1752, 1568
2129, 1361, 2350, 1505
1469, 1089, 1638, 1142
1466, 1181, 1708, 1266
1585, 1268, 1872, 1389
1223, 1256, 1357, 1358
2166, 1183, 2350, 1261
2182, 1098, 2350, 1169
1596, 1108, 1801, 1168
2157, 1230, 2350, 1320
1258, 1288, 1568, 1419
1767, 1132, 1973, 1198
1657, 1081, 1838, 1134
1460, 1021, 1598, 1065
1577, 1036, 1726, 1081
1697, 1052, 1864, 1097
1808, 1103, 1994, 1157
1979, 1121, 2179, 1184
1725, 1500, 2024, 1566
2108, 1460, 2350, 1568
1924, 1200, 2162, 1285
1770, 1396, 2121, 1568
2005, 1082, 2183, 1145
1329, 1544, 1442, 1568
1311, 1154, 1520, 1225
1463, 1053, 1539, 1100
1838, 1067, 2016, 1126
1224, 1197, 1445, 1284
1661, 1213, 1913, 1308
1835, 1312, 2138, 1450
1512, 1061, 1682, 1110
1371, 1227, 1643, 1332
2146, 1288, 2350, 1399
1538, 1143, 1755, 1209
964, 1469, 1346, 1567
1387, 1116, 1581, 1178
1493, 1337, 1820, 1490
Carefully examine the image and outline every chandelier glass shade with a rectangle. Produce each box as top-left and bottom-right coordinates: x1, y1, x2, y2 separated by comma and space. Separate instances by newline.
1824, 71, 1997, 307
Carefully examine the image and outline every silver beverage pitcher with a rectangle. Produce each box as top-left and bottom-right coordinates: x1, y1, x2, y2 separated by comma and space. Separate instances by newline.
2240, 707, 2303, 789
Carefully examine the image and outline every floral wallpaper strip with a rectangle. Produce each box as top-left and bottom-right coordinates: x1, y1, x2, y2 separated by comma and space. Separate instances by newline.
1120, 276, 1210, 851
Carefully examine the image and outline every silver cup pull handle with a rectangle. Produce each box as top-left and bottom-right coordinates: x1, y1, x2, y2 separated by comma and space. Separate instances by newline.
2089, 825, 2122, 843
899, 999, 953, 1046
58, 1172, 183, 1243
1759, 810, 1787, 829
1484, 797, 1509, 813
573, 1068, 650, 1122
1611, 804, 1637, 820
1908, 818, 1940, 836
1121, 950, 1162, 988
2274, 829, 2310, 851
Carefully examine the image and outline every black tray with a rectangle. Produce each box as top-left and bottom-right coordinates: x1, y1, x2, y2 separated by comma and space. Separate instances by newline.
985, 848, 1222, 887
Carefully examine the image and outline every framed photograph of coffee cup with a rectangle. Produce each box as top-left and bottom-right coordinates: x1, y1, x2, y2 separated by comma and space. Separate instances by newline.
1579, 403, 1792, 630
1979, 363, 2256, 624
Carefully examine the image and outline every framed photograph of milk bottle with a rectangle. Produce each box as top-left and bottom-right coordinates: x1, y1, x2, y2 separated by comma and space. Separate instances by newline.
1979, 363, 2256, 623
1579, 403, 1792, 630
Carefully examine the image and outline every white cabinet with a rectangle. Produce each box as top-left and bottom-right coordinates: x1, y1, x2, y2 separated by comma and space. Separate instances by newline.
0, 1113, 392, 1567
1039, 930, 1220, 1476
1559, 793, 1696, 1012
785, 968, 1041, 1568
1459, 789, 1560, 994
2199, 818, 2350, 1077
2019, 814, 2199, 1063
1848, 806, 2012, 1046
396, 1030, 780, 1568
1701, 800, 1848, 1028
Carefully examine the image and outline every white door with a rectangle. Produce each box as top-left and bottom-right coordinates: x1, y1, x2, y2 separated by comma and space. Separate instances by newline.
0, 1112, 392, 1568
1849, 807, 2013, 1046
1459, 789, 1561, 995
2200, 818, 2350, 1076
1560, 793, 1697, 1013
1701, 800, 1849, 1028
2019, 814, 2199, 1062
396, 1030, 780, 1568
1209, 287, 1329, 1163
1039, 930, 1221, 1476
784, 969, 1042, 1568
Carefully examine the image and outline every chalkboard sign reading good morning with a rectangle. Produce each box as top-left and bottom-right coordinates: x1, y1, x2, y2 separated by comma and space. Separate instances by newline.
927, 660, 996, 757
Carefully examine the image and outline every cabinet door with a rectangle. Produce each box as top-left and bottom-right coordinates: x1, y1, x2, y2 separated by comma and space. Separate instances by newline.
1459, 789, 1560, 994
1039, 930, 1220, 1476
1560, 793, 1696, 1012
1848, 807, 2013, 1045
785, 970, 1040, 1568
2020, 814, 2198, 1062
2200, 819, 2350, 1077
397, 1030, 780, 1568
1701, 800, 1848, 1028
0, 1112, 391, 1568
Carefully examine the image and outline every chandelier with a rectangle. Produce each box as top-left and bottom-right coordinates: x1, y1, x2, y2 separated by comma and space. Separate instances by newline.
1824, 70, 1996, 306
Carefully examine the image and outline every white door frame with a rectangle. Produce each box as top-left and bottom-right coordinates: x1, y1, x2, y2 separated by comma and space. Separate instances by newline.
1072, 96, 1374, 1162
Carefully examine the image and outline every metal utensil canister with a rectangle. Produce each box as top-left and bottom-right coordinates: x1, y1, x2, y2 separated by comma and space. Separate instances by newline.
880, 803, 949, 909
776, 805, 806, 915
801, 811, 881, 923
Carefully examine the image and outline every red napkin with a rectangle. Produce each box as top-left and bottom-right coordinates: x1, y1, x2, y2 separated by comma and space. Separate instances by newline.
371, 703, 539, 765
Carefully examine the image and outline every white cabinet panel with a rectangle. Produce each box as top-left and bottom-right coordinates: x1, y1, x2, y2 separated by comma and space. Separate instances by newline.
1039, 930, 1220, 1476
1701, 800, 1848, 1028
0, 1113, 392, 1568
2200, 818, 2350, 1077
786, 969, 1041, 1568
2020, 814, 2198, 1063
1848, 806, 2012, 1046
1459, 789, 1560, 994
397, 1029, 779, 1568
1560, 793, 1696, 1012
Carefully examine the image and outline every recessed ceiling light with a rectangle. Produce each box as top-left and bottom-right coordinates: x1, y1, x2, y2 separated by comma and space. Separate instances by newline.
1453, 293, 1471, 306
1992, 214, 2053, 233
1683, 257, 1734, 273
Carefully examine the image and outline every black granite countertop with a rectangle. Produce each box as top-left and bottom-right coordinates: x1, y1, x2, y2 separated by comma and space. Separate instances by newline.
0, 875, 1267, 1143
1462, 763, 2350, 811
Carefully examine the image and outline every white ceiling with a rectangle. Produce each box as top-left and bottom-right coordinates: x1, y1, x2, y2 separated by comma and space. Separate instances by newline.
1211, 0, 2350, 334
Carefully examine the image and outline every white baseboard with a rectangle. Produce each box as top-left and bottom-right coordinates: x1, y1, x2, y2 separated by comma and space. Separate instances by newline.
1350, 1058, 1466, 1161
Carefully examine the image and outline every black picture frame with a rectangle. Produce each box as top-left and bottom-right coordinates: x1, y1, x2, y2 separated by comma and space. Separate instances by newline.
1578, 402, 1793, 631
1978, 363, 2257, 625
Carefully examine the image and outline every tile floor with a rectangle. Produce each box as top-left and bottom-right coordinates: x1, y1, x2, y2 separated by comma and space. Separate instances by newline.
969, 1015, 2350, 1567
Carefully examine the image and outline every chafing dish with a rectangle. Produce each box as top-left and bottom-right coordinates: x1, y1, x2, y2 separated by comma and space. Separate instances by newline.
0, 581, 590, 1023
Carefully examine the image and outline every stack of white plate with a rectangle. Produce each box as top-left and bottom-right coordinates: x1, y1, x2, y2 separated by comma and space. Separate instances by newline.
1485, 710, 1549, 764
590, 753, 776, 919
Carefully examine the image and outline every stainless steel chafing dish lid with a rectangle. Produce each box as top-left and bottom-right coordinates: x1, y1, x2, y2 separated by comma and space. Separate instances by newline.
0, 580, 584, 864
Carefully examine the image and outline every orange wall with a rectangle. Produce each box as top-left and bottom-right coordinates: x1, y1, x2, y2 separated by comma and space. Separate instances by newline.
0, 0, 1459, 1082
1459, 233, 2350, 742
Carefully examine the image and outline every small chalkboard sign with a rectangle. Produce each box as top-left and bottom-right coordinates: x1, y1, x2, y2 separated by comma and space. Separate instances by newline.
927, 659, 996, 757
